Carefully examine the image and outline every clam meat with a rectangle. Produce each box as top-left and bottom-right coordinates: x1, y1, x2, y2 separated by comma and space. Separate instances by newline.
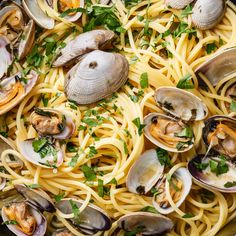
152, 167, 192, 214
144, 113, 194, 153
188, 154, 236, 193
18, 138, 63, 169
0, 71, 38, 116
126, 149, 165, 194
65, 50, 129, 105
203, 116, 236, 158
191, 0, 226, 30
117, 212, 174, 235
30, 108, 75, 140
55, 198, 112, 235
53, 30, 115, 67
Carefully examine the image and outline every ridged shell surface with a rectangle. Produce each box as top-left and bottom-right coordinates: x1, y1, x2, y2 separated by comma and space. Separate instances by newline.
165, 0, 194, 9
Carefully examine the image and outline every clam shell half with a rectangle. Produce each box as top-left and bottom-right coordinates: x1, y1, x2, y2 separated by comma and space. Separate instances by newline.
155, 86, 208, 121
188, 155, 236, 193
126, 149, 165, 194
65, 50, 129, 105
117, 212, 174, 235
165, 0, 194, 9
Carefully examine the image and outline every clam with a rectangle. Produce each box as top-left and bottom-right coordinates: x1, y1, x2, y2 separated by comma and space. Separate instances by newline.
195, 47, 236, 87
203, 116, 236, 158
30, 108, 75, 140
53, 30, 115, 67
17, 19, 35, 60
165, 0, 194, 9
215, 217, 236, 236
144, 113, 194, 153
2, 202, 47, 236
22, 0, 55, 29
126, 149, 165, 194
117, 212, 174, 235
99, 0, 110, 4
0, 70, 39, 116
191, 0, 226, 30
0, 134, 24, 169
188, 154, 236, 192
154, 87, 208, 121
18, 138, 64, 169
14, 184, 55, 212
55, 198, 112, 235
152, 167, 192, 214
65, 50, 129, 105
52, 229, 74, 236
1, 184, 54, 236
0, 36, 13, 79
58, 0, 84, 22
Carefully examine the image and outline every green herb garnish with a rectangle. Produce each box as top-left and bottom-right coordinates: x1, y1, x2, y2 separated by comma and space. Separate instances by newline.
177, 74, 194, 89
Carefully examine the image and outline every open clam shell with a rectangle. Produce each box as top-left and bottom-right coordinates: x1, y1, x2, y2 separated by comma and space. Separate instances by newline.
30, 108, 75, 140
188, 154, 236, 193
191, 0, 226, 30
0, 70, 38, 116
144, 113, 194, 153
0, 36, 13, 79
155, 87, 208, 121
203, 116, 236, 158
117, 212, 174, 235
126, 149, 165, 194
165, 0, 194, 9
55, 198, 112, 234
53, 30, 115, 67
65, 50, 129, 105
195, 47, 236, 87
152, 167, 192, 215
18, 138, 63, 169
14, 184, 55, 212
2, 201, 47, 236
22, 0, 55, 29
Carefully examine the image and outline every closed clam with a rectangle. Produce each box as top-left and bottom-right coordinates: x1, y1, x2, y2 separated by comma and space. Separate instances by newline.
22, 0, 55, 29
30, 108, 75, 140
53, 30, 115, 67
0, 71, 38, 116
203, 116, 236, 158
65, 50, 129, 105
191, 0, 226, 30
55, 198, 112, 235
165, 0, 194, 9
117, 212, 174, 235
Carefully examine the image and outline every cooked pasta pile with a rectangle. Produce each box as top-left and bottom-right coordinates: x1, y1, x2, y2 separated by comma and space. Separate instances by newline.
1, 0, 236, 235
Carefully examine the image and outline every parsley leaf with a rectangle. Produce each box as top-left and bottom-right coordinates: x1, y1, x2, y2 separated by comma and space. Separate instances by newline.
2, 220, 18, 225
140, 206, 159, 214
68, 153, 79, 167
175, 127, 194, 138
59, 7, 85, 18
98, 179, 104, 197
80, 164, 97, 181
156, 148, 171, 167
140, 72, 149, 88
26, 184, 41, 189
66, 142, 78, 153
230, 101, 236, 112
54, 192, 65, 202
177, 74, 194, 89
181, 5, 193, 18
88, 146, 97, 158
209, 156, 229, 176
193, 161, 209, 171
205, 42, 218, 54
182, 213, 194, 218
132, 117, 145, 136
224, 181, 236, 188
69, 199, 80, 218
82, 118, 98, 127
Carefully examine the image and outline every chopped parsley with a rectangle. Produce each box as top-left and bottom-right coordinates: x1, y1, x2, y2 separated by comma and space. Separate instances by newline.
2, 220, 18, 225
140, 72, 149, 89
68, 153, 80, 167
129, 90, 144, 103
193, 161, 209, 171
78, 125, 86, 131
108, 178, 118, 186
88, 146, 97, 158
41, 94, 49, 107
176, 74, 194, 89
156, 148, 171, 167
181, 5, 193, 18
182, 213, 194, 218
98, 179, 104, 197
132, 117, 145, 136
59, 7, 85, 18
69, 199, 80, 218
166, 174, 180, 192
175, 127, 194, 138
230, 101, 236, 112
140, 206, 159, 214
123, 140, 128, 155
54, 192, 65, 202
68, 101, 78, 110
66, 142, 78, 153
205, 42, 218, 54
82, 118, 98, 127
224, 181, 236, 188
176, 141, 192, 151
80, 164, 97, 181
26, 44, 43, 68
26, 184, 41, 189
209, 156, 229, 176
32, 138, 48, 153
